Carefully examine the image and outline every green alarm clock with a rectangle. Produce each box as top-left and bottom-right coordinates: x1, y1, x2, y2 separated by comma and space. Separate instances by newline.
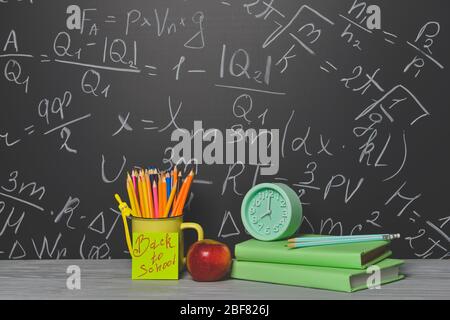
241, 183, 302, 241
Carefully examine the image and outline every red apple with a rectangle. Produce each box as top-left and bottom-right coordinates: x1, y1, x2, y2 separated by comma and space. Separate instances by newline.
186, 239, 232, 281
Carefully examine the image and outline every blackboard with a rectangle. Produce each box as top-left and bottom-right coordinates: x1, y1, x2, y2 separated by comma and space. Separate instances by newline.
0, 0, 449, 259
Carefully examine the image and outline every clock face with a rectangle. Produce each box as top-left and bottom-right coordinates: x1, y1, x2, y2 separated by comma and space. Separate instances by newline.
246, 188, 289, 238
241, 183, 302, 241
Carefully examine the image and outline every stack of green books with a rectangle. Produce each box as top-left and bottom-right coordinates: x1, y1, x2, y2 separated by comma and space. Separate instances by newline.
230, 237, 404, 292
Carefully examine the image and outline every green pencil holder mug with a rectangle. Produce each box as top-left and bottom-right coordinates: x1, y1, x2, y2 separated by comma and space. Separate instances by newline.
115, 194, 204, 269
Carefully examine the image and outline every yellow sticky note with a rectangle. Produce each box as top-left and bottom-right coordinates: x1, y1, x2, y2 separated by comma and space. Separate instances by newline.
131, 232, 179, 280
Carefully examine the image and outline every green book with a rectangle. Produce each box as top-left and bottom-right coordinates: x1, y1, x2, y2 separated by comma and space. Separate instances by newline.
231, 259, 404, 292
235, 238, 392, 269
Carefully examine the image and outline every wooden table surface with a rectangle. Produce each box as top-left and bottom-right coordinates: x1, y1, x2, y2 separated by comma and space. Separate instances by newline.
0, 259, 448, 299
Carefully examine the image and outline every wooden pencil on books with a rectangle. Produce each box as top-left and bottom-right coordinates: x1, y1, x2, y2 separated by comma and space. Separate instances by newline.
287, 234, 401, 244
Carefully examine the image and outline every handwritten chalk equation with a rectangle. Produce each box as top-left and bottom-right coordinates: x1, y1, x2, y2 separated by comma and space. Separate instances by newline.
0, 0, 448, 260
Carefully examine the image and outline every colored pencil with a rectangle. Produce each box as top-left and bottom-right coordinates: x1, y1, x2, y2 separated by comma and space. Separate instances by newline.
149, 168, 156, 186
166, 173, 171, 199
286, 234, 401, 249
145, 170, 154, 218
161, 174, 167, 216
152, 180, 159, 218
131, 179, 141, 217
137, 174, 146, 217
137, 172, 143, 217
164, 179, 178, 218
175, 171, 181, 204
157, 173, 162, 217
124, 167, 197, 219
172, 168, 178, 204
139, 173, 148, 218
172, 167, 177, 187
142, 171, 152, 218
171, 169, 174, 188
287, 239, 367, 249
131, 170, 138, 206
172, 177, 186, 215
287, 234, 401, 243
126, 174, 139, 217
131, 170, 137, 192
174, 170, 194, 216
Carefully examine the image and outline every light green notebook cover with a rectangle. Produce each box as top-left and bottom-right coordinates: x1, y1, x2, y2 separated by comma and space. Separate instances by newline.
235, 238, 392, 269
231, 258, 404, 293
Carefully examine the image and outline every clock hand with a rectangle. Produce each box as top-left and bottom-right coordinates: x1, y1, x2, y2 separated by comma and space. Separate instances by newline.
258, 195, 274, 221
259, 210, 272, 221
267, 196, 272, 211
265, 196, 273, 219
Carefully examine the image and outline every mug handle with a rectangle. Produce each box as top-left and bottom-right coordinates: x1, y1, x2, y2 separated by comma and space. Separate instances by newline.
180, 222, 204, 265
115, 194, 134, 258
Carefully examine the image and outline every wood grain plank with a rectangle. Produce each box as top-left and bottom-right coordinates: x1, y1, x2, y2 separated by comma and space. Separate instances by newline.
0, 260, 448, 299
